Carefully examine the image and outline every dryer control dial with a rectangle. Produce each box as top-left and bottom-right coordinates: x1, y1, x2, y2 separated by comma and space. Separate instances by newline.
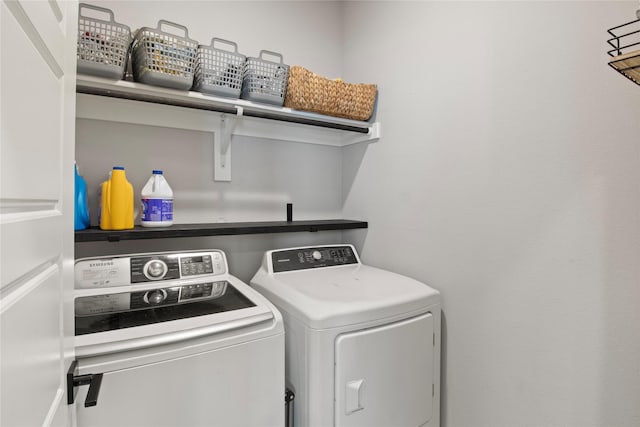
144, 260, 168, 280
312, 250, 322, 261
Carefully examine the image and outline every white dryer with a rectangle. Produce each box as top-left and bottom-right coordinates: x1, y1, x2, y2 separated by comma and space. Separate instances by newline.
251, 244, 441, 427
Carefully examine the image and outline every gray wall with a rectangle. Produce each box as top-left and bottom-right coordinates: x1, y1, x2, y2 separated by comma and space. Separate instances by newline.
342, 2, 640, 426
77, 1, 640, 426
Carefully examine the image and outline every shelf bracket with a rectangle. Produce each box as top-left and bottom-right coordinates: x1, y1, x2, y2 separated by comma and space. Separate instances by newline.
341, 121, 382, 146
214, 106, 243, 181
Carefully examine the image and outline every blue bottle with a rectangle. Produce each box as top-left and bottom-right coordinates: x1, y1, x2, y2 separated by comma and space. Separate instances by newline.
74, 162, 90, 231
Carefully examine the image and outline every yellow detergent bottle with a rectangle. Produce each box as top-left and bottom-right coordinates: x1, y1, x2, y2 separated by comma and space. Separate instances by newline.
99, 166, 134, 230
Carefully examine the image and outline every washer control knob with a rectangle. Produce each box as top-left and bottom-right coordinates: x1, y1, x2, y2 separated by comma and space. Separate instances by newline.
145, 289, 166, 305
144, 260, 167, 280
312, 250, 322, 261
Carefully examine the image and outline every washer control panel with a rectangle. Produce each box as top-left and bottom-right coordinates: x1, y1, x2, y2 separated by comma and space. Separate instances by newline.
75, 250, 227, 289
131, 256, 179, 283
271, 245, 359, 273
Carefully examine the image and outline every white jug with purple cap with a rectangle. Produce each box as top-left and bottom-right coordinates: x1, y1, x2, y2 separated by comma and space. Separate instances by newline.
140, 170, 173, 227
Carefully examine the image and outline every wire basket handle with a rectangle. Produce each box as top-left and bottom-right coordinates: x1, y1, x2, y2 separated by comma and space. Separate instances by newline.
211, 38, 239, 53
258, 50, 284, 64
78, 3, 115, 23
157, 20, 190, 39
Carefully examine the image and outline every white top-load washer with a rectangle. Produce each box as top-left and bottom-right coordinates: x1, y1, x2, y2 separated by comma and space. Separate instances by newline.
73, 249, 284, 427
251, 244, 441, 427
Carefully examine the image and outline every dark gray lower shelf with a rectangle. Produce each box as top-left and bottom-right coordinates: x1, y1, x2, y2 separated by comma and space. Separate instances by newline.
75, 219, 368, 242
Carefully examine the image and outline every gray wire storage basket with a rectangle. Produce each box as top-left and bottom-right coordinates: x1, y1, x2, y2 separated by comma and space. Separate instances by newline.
131, 20, 198, 90
193, 38, 246, 98
241, 50, 289, 106
77, 3, 131, 79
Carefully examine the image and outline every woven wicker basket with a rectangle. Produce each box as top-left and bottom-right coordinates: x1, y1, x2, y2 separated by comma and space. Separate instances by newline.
284, 66, 377, 121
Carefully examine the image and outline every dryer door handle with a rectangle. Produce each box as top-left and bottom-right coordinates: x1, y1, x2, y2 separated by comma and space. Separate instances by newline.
345, 379, 365, 414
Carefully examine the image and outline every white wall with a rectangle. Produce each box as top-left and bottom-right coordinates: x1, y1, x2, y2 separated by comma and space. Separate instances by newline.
342, 2, 640, 427
89, 0, 344, 77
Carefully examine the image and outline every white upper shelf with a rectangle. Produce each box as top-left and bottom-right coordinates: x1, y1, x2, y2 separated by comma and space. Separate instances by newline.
75, 74, 381, 147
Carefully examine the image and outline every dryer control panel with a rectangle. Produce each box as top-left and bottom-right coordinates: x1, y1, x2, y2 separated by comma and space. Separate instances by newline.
271, 245, 359, 272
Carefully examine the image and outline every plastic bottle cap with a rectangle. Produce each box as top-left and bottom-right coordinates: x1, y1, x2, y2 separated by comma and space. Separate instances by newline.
153, 170, 163, 174
113, 166, 125, 170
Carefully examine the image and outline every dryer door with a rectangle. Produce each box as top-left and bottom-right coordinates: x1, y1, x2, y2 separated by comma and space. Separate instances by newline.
334, 313, 434, 427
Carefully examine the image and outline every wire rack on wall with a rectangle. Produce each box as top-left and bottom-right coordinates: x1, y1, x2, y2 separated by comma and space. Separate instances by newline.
607, 13, 640, 86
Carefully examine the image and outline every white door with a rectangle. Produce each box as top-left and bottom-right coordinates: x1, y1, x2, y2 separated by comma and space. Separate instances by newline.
334, 313, 435, 427
1, 0, 77, 426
